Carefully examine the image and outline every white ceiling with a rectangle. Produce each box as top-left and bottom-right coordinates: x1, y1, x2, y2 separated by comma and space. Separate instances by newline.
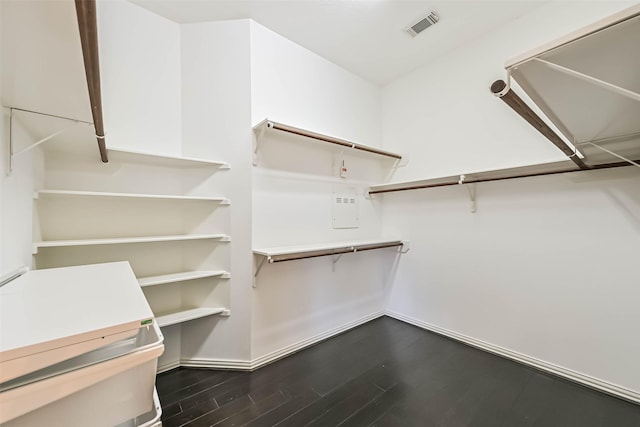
130, 0, 546, 86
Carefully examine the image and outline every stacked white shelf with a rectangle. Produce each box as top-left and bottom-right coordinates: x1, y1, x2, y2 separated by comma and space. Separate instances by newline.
33, 143, 232, 371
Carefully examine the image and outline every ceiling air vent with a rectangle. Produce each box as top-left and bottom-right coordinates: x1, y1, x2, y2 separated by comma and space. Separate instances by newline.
406, 12, 439, 37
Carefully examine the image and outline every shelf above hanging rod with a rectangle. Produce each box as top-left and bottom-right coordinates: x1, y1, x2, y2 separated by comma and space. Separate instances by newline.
253, 119, 403, 160
369, 158, 639, 195
253, 238, 404, 276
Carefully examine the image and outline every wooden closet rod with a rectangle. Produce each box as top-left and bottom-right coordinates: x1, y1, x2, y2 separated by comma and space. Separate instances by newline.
269, 241, 404, 263
368, 159, 637, 195
75, 0, 108, 163
490, 80, 587, 170
267, 122, 403, 160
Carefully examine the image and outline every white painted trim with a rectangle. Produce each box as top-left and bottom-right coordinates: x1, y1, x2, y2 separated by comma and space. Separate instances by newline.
180, 358, 253, 371
385, 310, 640, 405
177, 311, 384, 372
250, 311, 384, 370
156, 360, 180, 374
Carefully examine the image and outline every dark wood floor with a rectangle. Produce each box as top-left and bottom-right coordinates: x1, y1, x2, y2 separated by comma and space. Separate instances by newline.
156, 317, 640, 427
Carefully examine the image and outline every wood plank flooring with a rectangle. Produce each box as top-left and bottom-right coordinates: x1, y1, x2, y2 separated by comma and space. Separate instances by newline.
156, 317, 640, 426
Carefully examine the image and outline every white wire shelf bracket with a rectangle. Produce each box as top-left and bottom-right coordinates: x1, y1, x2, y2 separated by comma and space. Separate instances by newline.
7, 107, 94, 175
156, 307, 229, 328
138, 271, 230, 288
532, 58, 640, 104
35, 190, 230, 204
33, 234, 230, 254
252, 119, 403, 162
252, 239, 407, 283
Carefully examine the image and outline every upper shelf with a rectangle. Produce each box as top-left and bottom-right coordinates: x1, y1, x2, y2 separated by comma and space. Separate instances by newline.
505, 5, 640, 167
35, 189, 229, 204
107, 147, 229, 169
253, 119, 403, 161
33, 234, 230, 254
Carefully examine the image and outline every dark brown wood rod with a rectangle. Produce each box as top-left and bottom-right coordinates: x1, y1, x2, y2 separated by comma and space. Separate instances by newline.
75, 0, 108, 163
269, 242, 404, 263
490, 80, 587, 170
369, 159, 638, 195
270, 123, 403, 160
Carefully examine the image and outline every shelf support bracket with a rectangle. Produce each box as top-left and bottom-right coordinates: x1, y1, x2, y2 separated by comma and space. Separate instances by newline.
533, 58, 640, 104
8, 108, 92, 174
253, 255, 272, 287
332, 254, 343, 272
253, 120, 269, 166
458, 175, 476, 213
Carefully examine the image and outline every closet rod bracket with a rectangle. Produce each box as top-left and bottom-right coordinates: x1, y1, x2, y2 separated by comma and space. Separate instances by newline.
332, 254, 343, 272
458, 175, 477, 213
7, 108, 93, 175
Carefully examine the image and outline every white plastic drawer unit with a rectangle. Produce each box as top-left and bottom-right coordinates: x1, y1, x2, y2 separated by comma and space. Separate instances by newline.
0, 262, 164, 426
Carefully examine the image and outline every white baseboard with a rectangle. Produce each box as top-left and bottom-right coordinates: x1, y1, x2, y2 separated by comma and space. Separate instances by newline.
385, 310, 640, 405
250, 311, 384, 370
180, 358, 253, 371
177, 311, 384, 372
156, 360, 180, 374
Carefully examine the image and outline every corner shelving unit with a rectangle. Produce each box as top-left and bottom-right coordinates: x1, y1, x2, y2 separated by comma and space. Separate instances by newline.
32, 143, 232, 372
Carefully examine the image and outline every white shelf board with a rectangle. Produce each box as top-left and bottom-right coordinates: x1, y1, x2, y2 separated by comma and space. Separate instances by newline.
156, 307, 226, 328
107, 146, 228, 168
34, 234, 229, 253
36, 189, 229, 204
138, 271, 230, 287
253, 118, 403, 161
253, 238, 404, 257
369, 160, 579, 193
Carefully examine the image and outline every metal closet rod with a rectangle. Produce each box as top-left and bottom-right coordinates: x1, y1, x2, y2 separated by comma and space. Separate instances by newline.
268, 241, 405, 263
75, 0, 108, 163
490, 79, 588, 170
368, 158, 638, 195
266, 121, 403, 160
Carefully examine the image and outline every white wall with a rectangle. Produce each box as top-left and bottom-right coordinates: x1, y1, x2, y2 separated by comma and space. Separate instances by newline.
382, 1, 640, 396
0, 1, 53, 274
97, 0, 182, 155
180, 20, 254, 364
250, 21, 381, 146
249, 22, 396, 361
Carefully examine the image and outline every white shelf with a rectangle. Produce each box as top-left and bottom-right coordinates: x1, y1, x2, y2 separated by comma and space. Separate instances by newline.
253, 119, 403, 161
107, 146, 229, 168
254, 238, 404, 262
33, 234, 230, 253
369, 160, 580, 194
156, 307, 226, 328
36, 189, 229, 204
138, 271, 230, 287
